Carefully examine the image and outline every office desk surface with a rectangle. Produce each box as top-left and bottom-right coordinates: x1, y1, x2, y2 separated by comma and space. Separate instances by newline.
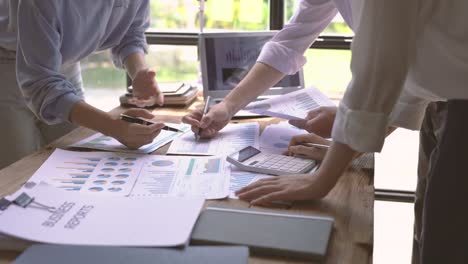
0, 97, 373, 264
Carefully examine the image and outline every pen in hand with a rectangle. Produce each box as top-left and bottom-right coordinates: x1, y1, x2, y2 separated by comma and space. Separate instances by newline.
119, 114, 184, 132
196, 96, 211, 141
299, 142, 330, 149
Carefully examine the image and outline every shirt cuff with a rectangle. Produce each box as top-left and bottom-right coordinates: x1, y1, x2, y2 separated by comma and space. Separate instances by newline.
113, 46, 147, 69
332, 103, 389, 153
257, 42, 307, 75
389, 100, 429, 130
41, 92, 83, 124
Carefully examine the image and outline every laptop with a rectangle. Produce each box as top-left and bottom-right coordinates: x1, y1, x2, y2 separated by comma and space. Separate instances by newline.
199, 31, 305, 117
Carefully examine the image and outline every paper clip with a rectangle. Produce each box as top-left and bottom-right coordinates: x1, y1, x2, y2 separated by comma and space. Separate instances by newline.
13, 193, 56, 213
0, 198, 12, 211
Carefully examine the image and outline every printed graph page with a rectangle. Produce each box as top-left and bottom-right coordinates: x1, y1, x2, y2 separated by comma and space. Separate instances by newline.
246, 87, 335, 120
26, 149, 230, 200
130, 155, 230, 200
229, 167, 271, 199
27, 149, 144, 196
167, 122, 260, 156
0, 184, 204, 247
71, 123, 190, 154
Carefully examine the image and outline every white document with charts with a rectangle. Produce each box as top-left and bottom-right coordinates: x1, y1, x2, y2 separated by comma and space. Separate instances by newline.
70, 123, 191, 154
0, 184, 204, 247
167, 122, 260, 156
26, 149, 230, 199
246, 87, 335, 120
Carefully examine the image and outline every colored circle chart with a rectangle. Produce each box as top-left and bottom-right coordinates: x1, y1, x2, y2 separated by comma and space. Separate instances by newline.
97, 174, 111, 178
152, 160, 174, 167
93, 180, 107, 185
89, 187, 103, 192
115, 174, 130, 179
108, 187, 123, 192
112, 180, 126, 185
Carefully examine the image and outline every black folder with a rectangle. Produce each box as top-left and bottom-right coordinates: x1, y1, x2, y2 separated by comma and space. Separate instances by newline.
190, 206, 334, 261
13, 244, 249, 264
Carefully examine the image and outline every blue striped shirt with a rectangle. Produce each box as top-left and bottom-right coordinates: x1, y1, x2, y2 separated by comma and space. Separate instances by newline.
0, 0, 149, 123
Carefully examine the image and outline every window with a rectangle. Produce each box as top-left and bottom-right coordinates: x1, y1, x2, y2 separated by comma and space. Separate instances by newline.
81, 51, 126, 111
148, 0, 269, 32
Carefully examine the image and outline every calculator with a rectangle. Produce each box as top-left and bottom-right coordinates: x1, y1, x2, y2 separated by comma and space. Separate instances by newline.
227, 146, 317, 176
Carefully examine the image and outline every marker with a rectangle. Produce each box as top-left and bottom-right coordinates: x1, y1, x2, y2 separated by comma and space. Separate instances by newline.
196, 96, 211, 141
119, 114, 184, 132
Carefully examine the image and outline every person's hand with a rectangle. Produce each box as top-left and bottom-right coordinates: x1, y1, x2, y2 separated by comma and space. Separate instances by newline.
235, 173, 334, 206
182, 101, 233, 138
130, 69, 164, 107
289, 106, 337, 138
285, 133, 331, 161
112, 108, 165, 149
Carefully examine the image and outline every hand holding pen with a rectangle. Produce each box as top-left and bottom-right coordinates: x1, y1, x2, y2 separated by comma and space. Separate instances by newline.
181, 97, 233, 140
286, 133, 331, 161
195, 96, 211, 141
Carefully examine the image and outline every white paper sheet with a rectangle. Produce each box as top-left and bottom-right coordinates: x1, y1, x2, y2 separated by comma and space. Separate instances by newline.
167, 122, 260, 156
71, 123, 190, 154
0, 185, 204, 247
27, 149, 230, 199
259, 122, 307, 154
247, 87, 335, 120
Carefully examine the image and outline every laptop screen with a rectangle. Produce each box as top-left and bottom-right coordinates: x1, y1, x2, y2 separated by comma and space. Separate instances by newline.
201, 32, 303, 92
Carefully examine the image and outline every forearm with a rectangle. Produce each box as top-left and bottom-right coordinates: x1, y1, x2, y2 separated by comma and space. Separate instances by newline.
315, 141, 357, 190
124, 52, 148, 80
223, 63, 285, 114
69, 101, 120, 137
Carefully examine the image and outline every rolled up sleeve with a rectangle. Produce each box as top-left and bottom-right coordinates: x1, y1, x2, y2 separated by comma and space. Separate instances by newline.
331, 0, 417, 153
389, 88, 431, 130
16, 1, 83, 124
257, 0, 337, 75
111, 0, 150, 68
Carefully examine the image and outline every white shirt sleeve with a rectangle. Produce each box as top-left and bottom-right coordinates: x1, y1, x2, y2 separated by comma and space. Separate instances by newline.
331, 0, 418, 152
257, 0, 338, 75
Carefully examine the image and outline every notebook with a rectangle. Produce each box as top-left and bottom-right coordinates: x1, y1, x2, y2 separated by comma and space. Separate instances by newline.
13, 245, 249, 264
190, 206, 334, 261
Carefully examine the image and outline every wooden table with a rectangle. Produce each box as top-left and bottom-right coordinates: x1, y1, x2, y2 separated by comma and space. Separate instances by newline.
0, 96, 374, 263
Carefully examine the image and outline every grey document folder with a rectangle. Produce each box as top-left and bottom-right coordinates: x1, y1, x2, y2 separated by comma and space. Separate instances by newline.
13, 245, 249, 264
190, 206, 334, 260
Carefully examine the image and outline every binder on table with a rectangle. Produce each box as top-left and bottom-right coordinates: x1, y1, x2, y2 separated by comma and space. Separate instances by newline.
190, 206, 334, 261
13, 245, 249, 264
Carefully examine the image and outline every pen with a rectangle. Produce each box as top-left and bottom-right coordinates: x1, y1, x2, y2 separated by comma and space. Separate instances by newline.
299, 142, 330, 149
196, 96, 211, 141
119, 114, 184, 133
